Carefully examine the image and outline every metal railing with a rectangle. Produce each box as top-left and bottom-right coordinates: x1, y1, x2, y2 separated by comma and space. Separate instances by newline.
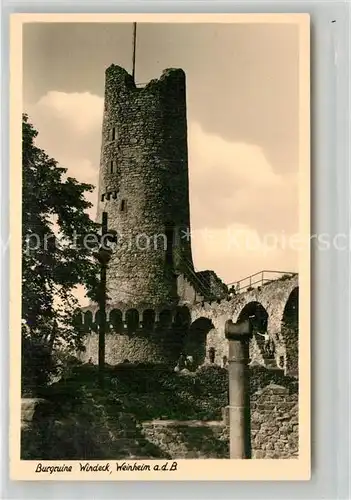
227, 270, 297, 294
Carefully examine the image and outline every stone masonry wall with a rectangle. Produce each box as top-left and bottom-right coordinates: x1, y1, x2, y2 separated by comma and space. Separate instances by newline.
21, 364, 298, 459
141, 420, 228, 459
80, 330, 183, 366
250, 384, 298, 458
97, 65, 194, 308
189, 275, 299, 375
80, 275, 298, 369
140, 383, 298, 459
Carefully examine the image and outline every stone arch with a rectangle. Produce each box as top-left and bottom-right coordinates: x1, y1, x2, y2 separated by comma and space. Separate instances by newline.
92, 309, 103, 332
281, 287, 299, 377
95, 309, 103, 324
109, 309, 123, 333
173, 306, 191, 329
83, 310, 93, 329
125, 309, 139, 334
237, 301, 272, 363
172, 306, 192, 352
185, 317, 215, 367
159, 309, 172, 328
143, 309, 155, 331
237, 301, 268, 329
263, 276, 299, 338
73, 310, 83, 326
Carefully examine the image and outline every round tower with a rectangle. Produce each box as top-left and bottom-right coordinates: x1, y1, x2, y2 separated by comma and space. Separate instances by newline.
97, 64, 195, 308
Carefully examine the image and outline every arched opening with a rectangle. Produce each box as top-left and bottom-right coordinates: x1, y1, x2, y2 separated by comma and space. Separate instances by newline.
208, 347, 216, 364
72, 311, 83, 327
185, 317, 215, 367
92, 310, 104, 332
72, 311, 85, 344
95, 310, 103, 326
173, 306, 191, 329
282, 287, 299, 377
237, 302, 271, 359
109, 309, 123, 333
143, 309, 155, 331
172, 306, 191, 350
126, 309, 139, 334
279, 355, 285, 370
159, 309, 172, 328
83, 311, 93, 330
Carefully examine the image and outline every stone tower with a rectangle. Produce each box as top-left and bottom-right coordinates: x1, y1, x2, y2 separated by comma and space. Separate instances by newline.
80, 65, 227, 366
97, 64, 195, 308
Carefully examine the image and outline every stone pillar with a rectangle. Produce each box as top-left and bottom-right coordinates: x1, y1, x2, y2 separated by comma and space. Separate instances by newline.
225, 318, 253, 459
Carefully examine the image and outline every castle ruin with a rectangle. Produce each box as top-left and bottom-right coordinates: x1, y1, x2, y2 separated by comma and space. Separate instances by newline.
22, 64, 300, 461
78, 65, 299, 377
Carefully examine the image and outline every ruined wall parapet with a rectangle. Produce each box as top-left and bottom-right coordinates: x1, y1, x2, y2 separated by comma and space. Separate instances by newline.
191, 273, 298, 320
79, 274, 298, 371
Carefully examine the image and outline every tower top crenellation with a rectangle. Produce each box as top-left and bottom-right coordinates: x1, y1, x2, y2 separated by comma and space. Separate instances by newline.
104, 64, 186, 92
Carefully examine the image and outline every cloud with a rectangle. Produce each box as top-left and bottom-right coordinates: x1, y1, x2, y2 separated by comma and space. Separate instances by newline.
27, 91, 103, 220
36, 91, 104, 134
188, 122, 298, 236
25, 92, 298, 287
189, 122, 282, 190
191, 224, 298, 283
187, 122, 299, 280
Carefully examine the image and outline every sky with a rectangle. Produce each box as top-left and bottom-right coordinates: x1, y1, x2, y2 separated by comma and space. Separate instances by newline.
23, 21, 300, 301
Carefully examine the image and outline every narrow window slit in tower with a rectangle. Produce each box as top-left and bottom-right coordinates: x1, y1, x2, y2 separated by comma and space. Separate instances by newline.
110, 127, 116, 141
112, 191, 118, 199
109, 161, 114, 174
106, 192, 111, 201
120, 200, 127, 212
101, 194, 105, 202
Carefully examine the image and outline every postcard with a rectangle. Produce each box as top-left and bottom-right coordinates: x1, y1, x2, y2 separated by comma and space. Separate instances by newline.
9, 12, 310, 481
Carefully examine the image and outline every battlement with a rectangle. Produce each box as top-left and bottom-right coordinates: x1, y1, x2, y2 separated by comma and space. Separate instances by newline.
195, 270, 228, 299
79, 273, 298, 375
105, 64, 186, 94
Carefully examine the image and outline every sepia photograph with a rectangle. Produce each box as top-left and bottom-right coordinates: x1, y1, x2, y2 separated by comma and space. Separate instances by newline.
10, 13, 310, 480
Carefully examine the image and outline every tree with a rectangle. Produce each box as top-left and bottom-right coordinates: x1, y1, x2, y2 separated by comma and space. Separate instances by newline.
22, 114, 100, 382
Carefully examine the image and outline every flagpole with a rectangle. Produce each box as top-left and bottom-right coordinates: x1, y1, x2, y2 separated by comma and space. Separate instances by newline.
132, 22, 137, 81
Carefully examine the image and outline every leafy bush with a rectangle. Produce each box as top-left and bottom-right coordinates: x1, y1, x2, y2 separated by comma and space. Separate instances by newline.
52, 350, 83, 382
21, 361, 298, 460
